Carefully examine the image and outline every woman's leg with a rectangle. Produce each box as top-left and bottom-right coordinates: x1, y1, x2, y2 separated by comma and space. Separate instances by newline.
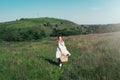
58, 58, 62, 67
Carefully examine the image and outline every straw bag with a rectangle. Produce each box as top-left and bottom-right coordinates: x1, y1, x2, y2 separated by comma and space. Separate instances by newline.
60, 55, 68, 62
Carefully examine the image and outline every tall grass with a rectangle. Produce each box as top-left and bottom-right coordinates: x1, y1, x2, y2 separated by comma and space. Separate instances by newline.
0, 32, 120, 80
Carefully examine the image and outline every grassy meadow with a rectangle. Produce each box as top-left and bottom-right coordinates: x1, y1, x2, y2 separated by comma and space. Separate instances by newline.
0, 32, 120, 80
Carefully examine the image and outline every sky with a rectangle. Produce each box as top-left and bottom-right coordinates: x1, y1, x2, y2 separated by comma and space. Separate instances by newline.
0, 0, 120, 24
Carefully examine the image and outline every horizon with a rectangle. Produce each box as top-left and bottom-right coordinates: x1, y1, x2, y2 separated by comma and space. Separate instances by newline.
0, 0, 120, 24
0, 17, 120, 25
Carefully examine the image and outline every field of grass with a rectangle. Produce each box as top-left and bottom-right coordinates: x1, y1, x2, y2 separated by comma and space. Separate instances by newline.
0, 32, 120, 80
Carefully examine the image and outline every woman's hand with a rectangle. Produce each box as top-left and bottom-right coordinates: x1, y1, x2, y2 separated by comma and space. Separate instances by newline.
61, 52, 65, 56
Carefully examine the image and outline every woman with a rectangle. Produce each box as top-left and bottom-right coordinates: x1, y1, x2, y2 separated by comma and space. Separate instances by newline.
56, 36, 71, 68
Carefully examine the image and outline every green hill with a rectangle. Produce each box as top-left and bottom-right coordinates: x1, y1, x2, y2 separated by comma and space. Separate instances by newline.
0, 17, 120, 41
0, 17, 78, 28
0, 17, 82, 41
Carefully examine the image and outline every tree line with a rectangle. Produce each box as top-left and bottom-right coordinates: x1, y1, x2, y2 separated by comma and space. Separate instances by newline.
0, 26, 46, 41
0, 24, 120, 41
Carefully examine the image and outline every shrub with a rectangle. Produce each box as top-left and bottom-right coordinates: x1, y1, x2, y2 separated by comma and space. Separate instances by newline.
0, 26, 46, 41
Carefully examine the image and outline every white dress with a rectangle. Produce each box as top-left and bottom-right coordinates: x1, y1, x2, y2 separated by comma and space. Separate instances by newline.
56, 41, 71, 58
